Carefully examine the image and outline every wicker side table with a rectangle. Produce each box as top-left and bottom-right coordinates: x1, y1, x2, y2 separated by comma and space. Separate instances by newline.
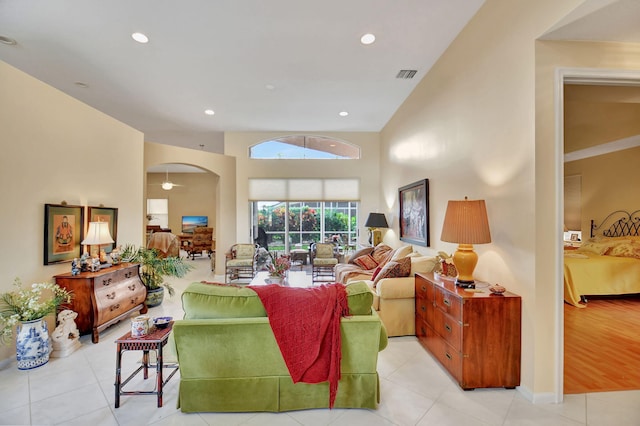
114, 322, 178, 408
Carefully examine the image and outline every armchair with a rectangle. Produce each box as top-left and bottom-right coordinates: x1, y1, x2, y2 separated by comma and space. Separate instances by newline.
311, 242, 338, 284
186, 227, 214, 260
225, 243, 257, 283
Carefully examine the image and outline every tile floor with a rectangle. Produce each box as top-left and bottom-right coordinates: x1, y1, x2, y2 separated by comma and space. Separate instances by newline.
1, 257, 639, 425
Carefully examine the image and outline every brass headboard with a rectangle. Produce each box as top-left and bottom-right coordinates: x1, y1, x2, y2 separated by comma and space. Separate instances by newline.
590, 210, 640, 238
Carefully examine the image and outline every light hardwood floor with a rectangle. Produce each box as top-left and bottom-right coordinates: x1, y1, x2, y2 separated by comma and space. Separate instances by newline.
564, 295, 640, 394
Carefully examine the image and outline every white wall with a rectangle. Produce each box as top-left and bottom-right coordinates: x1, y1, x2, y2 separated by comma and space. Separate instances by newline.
0, 60, 144, 362
380, 0, 585, 400
224, 132, 381, 245
144, 142, 236, 274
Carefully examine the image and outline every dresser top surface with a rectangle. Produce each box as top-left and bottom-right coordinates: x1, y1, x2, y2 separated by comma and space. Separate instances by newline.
54, 262, 139, 279
416, 272, 520, 299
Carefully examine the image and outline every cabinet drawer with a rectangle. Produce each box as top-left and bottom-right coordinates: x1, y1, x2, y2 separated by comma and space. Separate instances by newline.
95, 279, 145, 324
432, 307, 462, 352
426, 327, 462, 382
434, 286, 461, 319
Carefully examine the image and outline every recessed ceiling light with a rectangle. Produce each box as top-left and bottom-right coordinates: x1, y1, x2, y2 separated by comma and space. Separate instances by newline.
204, 109, 215, 116
74, 82, 89, 88
131, 32, 149, 43
339, 111, 349, 117
265, 84, 275, 90
360, 33, 375, 45
0, 35, 17, 45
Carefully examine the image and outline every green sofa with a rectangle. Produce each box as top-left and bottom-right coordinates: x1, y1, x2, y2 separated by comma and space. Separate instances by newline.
172, 281, 388, 412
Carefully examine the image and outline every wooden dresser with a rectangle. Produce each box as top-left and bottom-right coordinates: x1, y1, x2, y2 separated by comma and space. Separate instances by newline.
415, 272, 521, 390
54, 263, 147, 343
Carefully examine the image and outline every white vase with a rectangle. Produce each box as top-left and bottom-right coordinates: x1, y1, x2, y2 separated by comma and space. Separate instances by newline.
266, 275, 284, 285
16, 318, 51, 370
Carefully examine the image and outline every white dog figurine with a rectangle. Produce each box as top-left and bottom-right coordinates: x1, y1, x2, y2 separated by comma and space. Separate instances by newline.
50, 309, 81, 357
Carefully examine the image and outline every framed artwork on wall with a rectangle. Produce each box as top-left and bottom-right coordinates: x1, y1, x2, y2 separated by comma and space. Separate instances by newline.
399, 179, 430, 247
88, 206, 118, 253
44, 203, 85, 265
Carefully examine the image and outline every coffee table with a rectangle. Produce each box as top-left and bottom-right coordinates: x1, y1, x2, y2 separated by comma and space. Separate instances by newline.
250, 270, 311, 288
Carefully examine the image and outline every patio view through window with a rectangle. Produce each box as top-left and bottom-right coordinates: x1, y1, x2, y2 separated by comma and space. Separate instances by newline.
250, 201, 359, 253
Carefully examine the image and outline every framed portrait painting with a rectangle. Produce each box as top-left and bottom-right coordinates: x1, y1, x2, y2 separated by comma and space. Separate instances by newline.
88, 206, 118, 253
399, 179, 430, 247
44, 203, 84, 265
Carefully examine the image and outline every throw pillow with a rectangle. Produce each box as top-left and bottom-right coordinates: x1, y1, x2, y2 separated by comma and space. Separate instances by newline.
390, 245, 413, 261
373, 257, 411, 288
348, 247, 375, 264
353, 254, 379, 270
371, 266, 383, 281
577, 241, 615, 256
608, 241, 640, 259
371, 244, 393, 264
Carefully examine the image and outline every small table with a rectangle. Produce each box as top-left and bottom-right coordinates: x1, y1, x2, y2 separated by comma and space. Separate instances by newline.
114, 322, 178, 408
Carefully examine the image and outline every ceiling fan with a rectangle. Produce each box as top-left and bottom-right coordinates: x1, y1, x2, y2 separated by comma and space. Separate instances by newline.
157, 170, 184, 191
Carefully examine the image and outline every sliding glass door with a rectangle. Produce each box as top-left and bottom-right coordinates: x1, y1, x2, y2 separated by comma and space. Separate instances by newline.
250, 201, 358, 253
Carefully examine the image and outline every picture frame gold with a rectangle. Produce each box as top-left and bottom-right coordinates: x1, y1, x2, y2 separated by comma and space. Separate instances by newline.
44, 203, 85, 265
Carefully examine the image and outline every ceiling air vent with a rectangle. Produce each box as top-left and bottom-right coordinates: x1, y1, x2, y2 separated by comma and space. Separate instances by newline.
396, 69, 417, 79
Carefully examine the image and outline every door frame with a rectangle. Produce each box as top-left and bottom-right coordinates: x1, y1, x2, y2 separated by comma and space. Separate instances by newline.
554, 67, 640, 401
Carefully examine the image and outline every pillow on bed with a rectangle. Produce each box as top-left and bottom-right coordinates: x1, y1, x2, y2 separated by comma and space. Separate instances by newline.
576, 241, 615, 255
608, 241, 640, 259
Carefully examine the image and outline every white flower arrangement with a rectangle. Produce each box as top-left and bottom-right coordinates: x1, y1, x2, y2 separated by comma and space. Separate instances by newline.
0, 279, 72, 344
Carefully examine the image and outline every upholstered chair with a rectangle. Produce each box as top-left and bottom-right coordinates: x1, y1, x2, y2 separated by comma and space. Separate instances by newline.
225, 243, 257, 283
312, 243, 338, 283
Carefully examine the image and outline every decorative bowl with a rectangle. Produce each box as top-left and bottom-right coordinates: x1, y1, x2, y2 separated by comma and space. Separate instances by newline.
153, 316, 172, 328
489, 284, 506, 295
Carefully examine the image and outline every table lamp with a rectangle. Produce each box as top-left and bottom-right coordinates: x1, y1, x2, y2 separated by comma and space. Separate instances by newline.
440, 197, 491, 288
365, 213, 388, 246
82, 221, 114, 264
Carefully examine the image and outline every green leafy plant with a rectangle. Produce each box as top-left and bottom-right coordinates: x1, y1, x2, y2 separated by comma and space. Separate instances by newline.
0, 279, 72, 344
119, 244, 193, 297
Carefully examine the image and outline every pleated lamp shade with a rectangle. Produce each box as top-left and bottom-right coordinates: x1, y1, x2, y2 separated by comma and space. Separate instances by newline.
440, 198, 491, 286
440, 199, 491, 244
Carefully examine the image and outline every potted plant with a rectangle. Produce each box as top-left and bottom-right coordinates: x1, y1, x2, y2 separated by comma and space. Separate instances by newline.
119, 244, 193, 307
1, 279, 72, 369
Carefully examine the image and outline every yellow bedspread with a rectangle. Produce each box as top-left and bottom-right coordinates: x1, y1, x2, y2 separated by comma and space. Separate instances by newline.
564, 251, 640, 308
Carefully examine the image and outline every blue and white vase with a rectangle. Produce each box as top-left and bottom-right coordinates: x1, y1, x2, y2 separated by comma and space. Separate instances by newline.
16, 318, 51, 370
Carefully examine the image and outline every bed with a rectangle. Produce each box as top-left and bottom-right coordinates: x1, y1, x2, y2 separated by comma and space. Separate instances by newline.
564, 210, 640, 308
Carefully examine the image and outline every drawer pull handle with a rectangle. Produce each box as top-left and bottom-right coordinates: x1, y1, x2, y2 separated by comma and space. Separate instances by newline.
421, 305, 426, 312
125, 272, 133, 278
443, 298, 451, 307
128, 284, 136, 291
445, 323, 452, 333
102, 278, 112, 286
106, 292, 116, 300
421, 285, 427, 291
110, 303, 120, 311
445, 352, 452, 360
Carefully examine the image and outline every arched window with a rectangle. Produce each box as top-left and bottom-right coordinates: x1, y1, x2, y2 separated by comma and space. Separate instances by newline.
249, 135, 360, 159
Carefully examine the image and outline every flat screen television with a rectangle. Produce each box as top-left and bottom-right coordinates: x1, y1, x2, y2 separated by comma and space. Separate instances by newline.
181, 215, 208, 234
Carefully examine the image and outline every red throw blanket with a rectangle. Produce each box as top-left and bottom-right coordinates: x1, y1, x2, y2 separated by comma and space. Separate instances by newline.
248, 283, 349, 408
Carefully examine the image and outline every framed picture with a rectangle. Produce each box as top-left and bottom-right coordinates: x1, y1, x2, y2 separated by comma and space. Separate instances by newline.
399, 179, 430, 247
88, 206, 118, 253
44, 204, 84, 265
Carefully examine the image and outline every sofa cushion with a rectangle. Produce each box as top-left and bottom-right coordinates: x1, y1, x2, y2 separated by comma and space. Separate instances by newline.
390, 245, 413, 261
409, 255, 438, 276
371, 244, 394, 265
352, 254, 378, 270
373, 257, 411, 288
182, 281, 374, 319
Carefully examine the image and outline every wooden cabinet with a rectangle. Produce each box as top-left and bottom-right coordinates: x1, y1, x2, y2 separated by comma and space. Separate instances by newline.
415, 272, 521, 390
54, 263, 147, 343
